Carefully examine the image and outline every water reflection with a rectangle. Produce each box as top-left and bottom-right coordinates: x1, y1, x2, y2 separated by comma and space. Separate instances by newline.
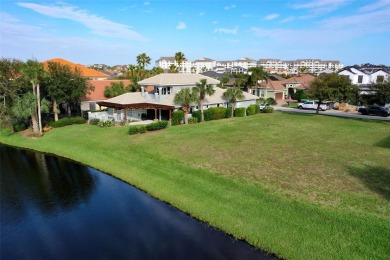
0, 144, 272, 259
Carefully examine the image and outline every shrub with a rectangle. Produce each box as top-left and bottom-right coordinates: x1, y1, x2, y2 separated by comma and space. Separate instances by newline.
191, 110, 201, 122
172, 110, 184, 126
188, 117, 198, 124
89, 118, 100, 125
225, 108, 232, 118
119, 120, 127, 126
203, 109, 213, 121
13, 123, 26, 132
266, 97, 277, 105
234, 107, 246, 117
98, 120, 112, 127
263, 107, 274, 113
146, 120, 168, 131
50, 117, 86, 128
128, 126, 139, 135
138, 125, 147, 133
209, 107, 227, 120
246, 104, 257, 116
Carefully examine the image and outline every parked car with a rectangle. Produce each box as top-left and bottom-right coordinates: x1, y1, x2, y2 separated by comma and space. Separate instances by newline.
358, 105, 390, 117
297, 101, 327, 111
259, 103, 270, 111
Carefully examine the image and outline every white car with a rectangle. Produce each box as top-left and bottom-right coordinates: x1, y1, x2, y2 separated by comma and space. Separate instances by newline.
259, 103, 270, 111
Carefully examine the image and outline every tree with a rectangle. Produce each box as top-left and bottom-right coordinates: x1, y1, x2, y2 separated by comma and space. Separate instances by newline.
217, 75, 230, 89
169, 64, 179, 73
223, 87, 245, 118
369, 80, 390, 105
22, 59, 45, 134
248, 66, 269, 95
292, 89, 308, 102
127, 65, 137, 78
308, 73, 355, 114
175, 52, 185, 73
136, 53, 151, 70
174, 88, 197, 124
298, 66, 309, 75
193, 79, 215, 122
0, 58, 24, 128
104, 82, 129, 98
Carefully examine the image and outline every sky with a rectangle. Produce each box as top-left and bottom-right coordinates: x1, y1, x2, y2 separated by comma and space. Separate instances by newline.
1, 0, 390, 67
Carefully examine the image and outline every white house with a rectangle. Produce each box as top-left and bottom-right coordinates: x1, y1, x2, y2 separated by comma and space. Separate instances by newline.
192, 58, 216, 73
155, 57, 192, 73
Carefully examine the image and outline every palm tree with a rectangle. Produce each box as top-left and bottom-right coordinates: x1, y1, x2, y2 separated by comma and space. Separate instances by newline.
217, 75, 230, 89
169, 64, 179, 73
223, 87, 245, 118
175, 52, 185, 73
136, 53, 151, 70
127, 64, 137, 78
23, 59, 45, 134
193, 79, 215, 122
174, 88, 197, 124
248, 66, 269, 96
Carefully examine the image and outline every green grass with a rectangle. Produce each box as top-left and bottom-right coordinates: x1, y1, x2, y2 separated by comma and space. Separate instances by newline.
1, 111, 389, 259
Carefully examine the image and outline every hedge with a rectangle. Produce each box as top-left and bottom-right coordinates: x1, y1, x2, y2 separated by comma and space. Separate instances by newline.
234, 107, 246, 117
226, 108, 232, 118
246, 104, 258, 116
191, 111, 201, 122
263, 107, 274, 113
50, 117, 86, 128
89, 118, 100, 125
188, 117, 198, 124
146, 120, 169, 131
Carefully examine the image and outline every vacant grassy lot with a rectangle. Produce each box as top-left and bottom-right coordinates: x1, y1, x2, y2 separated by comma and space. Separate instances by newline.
1, 111, 389, 259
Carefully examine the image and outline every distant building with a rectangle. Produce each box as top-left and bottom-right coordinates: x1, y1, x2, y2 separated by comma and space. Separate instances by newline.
155, 57, 192, 73
258, 59, 344, 74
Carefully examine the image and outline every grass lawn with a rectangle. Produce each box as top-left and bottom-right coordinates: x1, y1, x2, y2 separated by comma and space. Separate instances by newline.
1, 111, 389, 259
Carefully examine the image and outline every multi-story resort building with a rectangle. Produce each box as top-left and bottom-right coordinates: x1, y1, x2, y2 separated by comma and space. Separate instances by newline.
156, 57, 344, 74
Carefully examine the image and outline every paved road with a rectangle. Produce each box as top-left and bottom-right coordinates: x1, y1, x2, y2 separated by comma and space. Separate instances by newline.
274, 106, 390, 121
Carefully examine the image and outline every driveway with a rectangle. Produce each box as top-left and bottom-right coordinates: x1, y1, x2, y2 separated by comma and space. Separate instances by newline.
274, 107, 390, 121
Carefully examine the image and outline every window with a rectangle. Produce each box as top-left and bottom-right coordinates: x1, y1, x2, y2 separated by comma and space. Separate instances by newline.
357, 75, 363, 83
161, 87, 172, 95
377, 75, 384, 83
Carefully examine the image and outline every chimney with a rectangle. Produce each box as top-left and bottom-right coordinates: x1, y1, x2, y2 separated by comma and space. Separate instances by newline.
141, 86, 145, 96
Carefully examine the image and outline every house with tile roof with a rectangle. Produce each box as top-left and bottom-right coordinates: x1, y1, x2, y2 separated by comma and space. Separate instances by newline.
94, 73, 258, 122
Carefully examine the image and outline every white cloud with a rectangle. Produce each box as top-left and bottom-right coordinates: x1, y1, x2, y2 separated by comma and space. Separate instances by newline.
214, 26, 238, 35
359, 0, 390, 12
292, 0, 350, 15
17, 2, 146, 41
263, 14, 279, 20
280, 16, 295, 23
176, 22, 186, 30
224, 4, 236, 10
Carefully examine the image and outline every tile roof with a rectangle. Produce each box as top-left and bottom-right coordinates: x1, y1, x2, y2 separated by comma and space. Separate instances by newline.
43, 58, 109, 78
81, 80, 132, 101
138, 73, 220, 86
260, 74, 315, 90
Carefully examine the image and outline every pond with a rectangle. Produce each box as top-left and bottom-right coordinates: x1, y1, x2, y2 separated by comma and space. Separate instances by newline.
0, 144, 273, 259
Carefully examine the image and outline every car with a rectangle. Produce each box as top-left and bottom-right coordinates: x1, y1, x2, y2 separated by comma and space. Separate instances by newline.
259, 103, 270, 111
358, 105, 390, 117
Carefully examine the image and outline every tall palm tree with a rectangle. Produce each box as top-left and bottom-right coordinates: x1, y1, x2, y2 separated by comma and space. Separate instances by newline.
23, 59, 45, 134
175, 52, 185, 73
127, 64, 137, 78
169, 64, 179, 73
248, 66, 269, 96
136, 53, 151, 70
223, 87, 245, 118
174, 88, 197, 124
193, 79, 215, 122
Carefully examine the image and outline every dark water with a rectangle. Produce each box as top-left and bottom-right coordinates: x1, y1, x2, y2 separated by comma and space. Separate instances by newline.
0, 144, 272, 259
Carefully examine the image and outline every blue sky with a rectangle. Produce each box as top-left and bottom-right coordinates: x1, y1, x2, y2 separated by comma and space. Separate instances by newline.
1, 0, 390, 67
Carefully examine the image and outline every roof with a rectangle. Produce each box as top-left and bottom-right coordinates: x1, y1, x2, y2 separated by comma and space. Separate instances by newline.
43, 58, 109, 78
81, 80, 132, 102
98, 86, 258, 109
138, 73, 220, 86
260, 74, 315, 90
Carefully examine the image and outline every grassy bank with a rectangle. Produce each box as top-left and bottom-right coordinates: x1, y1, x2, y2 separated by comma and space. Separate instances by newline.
1, 111, 389, 259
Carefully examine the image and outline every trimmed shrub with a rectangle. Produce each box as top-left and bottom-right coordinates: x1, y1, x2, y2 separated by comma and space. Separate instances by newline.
209, 107, 227, 120
225, 108, 232, 118
191, 110, 201, 122
263, 107, 274, 113
234, 107, 246, 117
203, 109, 213, 121
98, 120, 112, 127
89, 118, 100, 125
188, 117, 198, 124
266, 97, 277, 105
172, 110, 184, 126
50, 117, 86, 128
246, 104, 257, 116
128, 126, 139, 135
119, 120, 127, 126
146, 120, 168, 131
138, 125, 147, 133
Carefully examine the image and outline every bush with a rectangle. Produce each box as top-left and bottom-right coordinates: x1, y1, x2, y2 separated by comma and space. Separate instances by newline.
119, 120, 127, 126
89, 118, 100, 125
128, 126, 139, 135
203, 109, 213, 121
225, 108, 232, 118
234, 107, 246, 117
146, 120, 168, 131
266, 97, 277, 105
50, 117, 86, 128
209, 107, 227, 120
138, 125, 147, 133
246, 104, 258, 116
263, 107, 274, 113
98, 120, 112, 127
172, 110, 184, 126
188, 117, 198, 124
13, 123, 26, 132
191, 110, 201, 122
